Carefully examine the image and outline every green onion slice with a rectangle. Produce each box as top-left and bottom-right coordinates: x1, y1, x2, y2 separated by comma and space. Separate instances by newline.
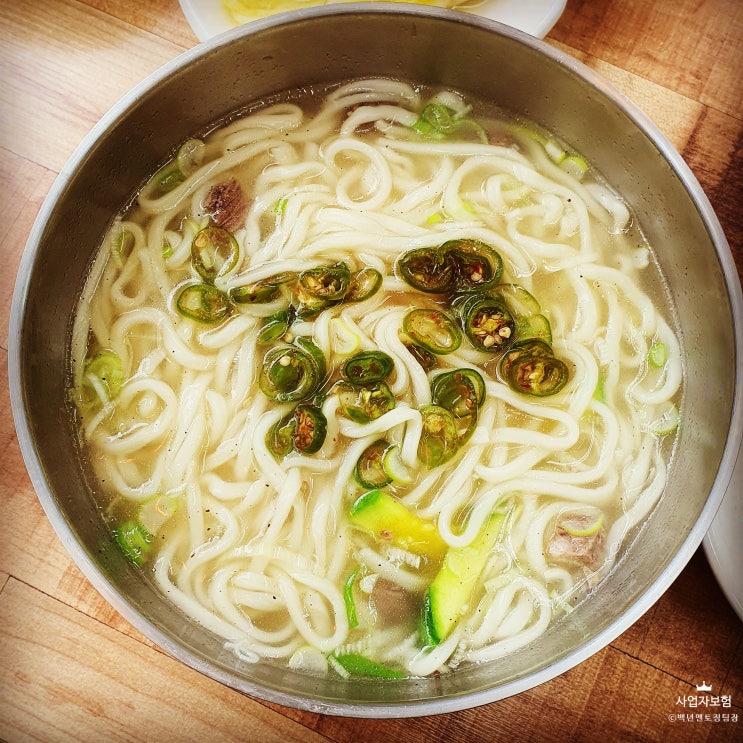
113, 520, 152, 567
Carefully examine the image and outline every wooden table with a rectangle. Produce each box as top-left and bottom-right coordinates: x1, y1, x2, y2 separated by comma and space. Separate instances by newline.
1, 1, 741, 740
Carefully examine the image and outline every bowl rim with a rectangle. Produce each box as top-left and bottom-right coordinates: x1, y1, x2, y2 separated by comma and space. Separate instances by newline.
8, 3, 743, 718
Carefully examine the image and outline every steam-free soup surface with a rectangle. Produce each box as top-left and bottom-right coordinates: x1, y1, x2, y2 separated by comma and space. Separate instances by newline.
70, 78, 682, 679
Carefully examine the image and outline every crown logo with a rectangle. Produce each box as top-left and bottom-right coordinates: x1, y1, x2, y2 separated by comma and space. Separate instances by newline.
696, 681, 712, 693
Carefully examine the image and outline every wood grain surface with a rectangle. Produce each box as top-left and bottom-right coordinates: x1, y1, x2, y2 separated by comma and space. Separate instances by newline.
1, 1, 741, 741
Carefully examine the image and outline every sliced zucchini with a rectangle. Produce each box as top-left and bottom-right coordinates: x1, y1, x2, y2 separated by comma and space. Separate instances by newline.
421, 510, 506, 646
349, 489, 447, 561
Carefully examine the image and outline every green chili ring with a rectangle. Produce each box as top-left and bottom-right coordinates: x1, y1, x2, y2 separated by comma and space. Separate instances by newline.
498, 339, 553, 379
342, 350, 395, 385
267, 403, 327, 458
431, 368, 486, 408
257, 311, 291, 344
441, 239, 503, 292
176, 282, 232, 324
396, 247, 454, 293
298, 262, 351, 301
259, 344, 323, 403
456, 295, 515, 352
418, 405, 460, 468
430, 370, 483, 445
403, 308, 462, 355
354, 439, 394, 489
291, 403, 327, 453
191, 225, 240, 282
505, 353, 569, 397
346, 267, 383, 303
336, 380, 396, 423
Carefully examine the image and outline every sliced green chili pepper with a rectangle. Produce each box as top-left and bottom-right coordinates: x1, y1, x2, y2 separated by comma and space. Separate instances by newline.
397, 241, 502, 295
331, 652, 404, 680
268, 403, 328, 458
294, 336, 327, 385
259, 343, 324, 402
403, 308, 462, 355
345, 267, 383, 303
343, 568, 361, 629
191, 226, 240, 282
431, 369, 483, 418
455, 294, 514, 352
231, 281, 279, 305
430, 369, 483, 445
441, 239, 503, 292
492, 284, 541, 317
492, 284, 551, 345
396, 247, 454, 293
230, 271, 297, 305
498, 339, 553, 379
418, 405, 460, 468
293, 286, 332, 318
298, 262, 351, 301
292, 403, 327, 454
266, 413, 296, 460
342, 350, 395, 386
257, 311, 291, 344
267, 402, 327, 458
505, 353, 569, 397
354, 439, 394, 489
514, 313, 553, 345
335, 381, 396, 423
432, 368, 486, 409
176, 283, 231, 324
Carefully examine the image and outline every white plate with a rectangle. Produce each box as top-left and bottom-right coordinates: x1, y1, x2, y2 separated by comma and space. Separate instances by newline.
179, 0, 567, 42
703, 445, 743, 622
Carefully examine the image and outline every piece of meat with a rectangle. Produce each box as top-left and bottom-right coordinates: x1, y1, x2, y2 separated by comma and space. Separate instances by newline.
202, 178, 247, 232
546, 515, 604, 567
368, 578, 417, 628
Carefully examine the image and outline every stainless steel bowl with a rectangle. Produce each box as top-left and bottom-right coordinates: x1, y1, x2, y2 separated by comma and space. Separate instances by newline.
9, 5, 743, 717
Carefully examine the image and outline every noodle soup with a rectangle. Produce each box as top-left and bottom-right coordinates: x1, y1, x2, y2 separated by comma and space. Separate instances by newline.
69, 79, 682, 679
